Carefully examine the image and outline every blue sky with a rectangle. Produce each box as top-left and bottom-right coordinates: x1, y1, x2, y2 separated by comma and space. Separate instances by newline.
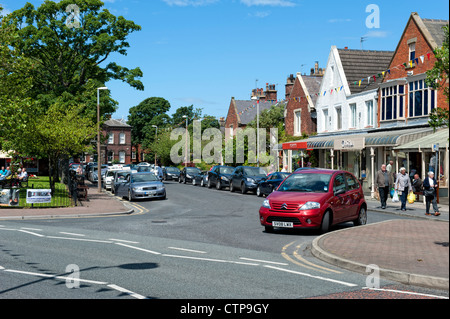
1, 0, 449, 121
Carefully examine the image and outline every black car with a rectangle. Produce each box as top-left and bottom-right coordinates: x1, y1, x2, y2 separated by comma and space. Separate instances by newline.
179, 167, 202, 184
256, 172, 290, 197
192, 171, 208, 187
163, 167, 181, 181
207, 165, 235, 190
229, 166, 267, 194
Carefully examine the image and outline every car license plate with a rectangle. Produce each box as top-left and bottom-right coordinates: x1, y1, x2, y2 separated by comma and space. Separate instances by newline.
272, 221, 293, 228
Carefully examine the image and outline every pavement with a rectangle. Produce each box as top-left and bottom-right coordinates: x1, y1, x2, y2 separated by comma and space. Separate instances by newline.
0, 184, 448, 290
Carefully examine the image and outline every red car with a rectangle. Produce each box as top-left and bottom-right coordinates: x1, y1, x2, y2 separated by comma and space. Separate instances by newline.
259, 169, 367, 233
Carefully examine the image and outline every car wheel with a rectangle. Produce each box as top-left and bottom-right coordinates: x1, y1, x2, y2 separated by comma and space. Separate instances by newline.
354, 206, 367, 226
192, 179, 196, 186
256, 186, 263, 197
207, 179, 212, 188
320, 211, 331, 234
229, 182, 235, 192
200, 179, 205, 187
241, 182, 247, 194
128, 190, 133, 202
178, 177, 182, 183
216, 180, 221, 190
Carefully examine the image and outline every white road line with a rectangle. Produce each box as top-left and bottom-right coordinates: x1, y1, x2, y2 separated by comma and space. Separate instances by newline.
110, 238, 140, 244
168, 247, 207, 254
0, 265, 5, 270
362, 287, 449, 299
162, 254, 259, 266
21, 227, 42, 231
59, 232, 85, 237
46, 236, 113, 244
0, 227, 18, 231
239, 257, 289, 266
107, 284, 147, 299
264, 265, 358, 287
4, 269, 108, 285
115, 242, 161, 255
18, 230, 45, 237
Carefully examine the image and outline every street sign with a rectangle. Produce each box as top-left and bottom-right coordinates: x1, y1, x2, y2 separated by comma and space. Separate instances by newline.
432, 144, 439, 152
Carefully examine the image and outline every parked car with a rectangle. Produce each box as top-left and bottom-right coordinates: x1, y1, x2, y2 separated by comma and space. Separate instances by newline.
192, 171, 208, 187
104, 166, 131, 191
114, 172, 166, 201
163, 167, 181, 181
179, 167, 202, 184
111, 170, 131, 194
256, 172, 290, 197
207, 165, 235, 190
88, 165, 108, 183
259, 169, 367, 234
229, 166, 267, 194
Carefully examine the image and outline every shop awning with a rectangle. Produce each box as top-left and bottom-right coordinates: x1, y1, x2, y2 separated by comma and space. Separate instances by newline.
394, 129, 449, 151
365, 127, 434, 147
282, 127, 435, 151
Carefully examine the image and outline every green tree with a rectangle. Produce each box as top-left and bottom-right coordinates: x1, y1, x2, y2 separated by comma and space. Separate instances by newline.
426, 25, 449, 131
127, 97, 172, 146
3, 0, 144, 118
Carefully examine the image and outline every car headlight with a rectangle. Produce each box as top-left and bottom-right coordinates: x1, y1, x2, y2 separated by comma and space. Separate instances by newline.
157, 185, 165, 190
186, 174, 192, 178
221, 176, 229, 181
299, 202, 321, 210
246, 177, 255, 183
262, 199, 271, 209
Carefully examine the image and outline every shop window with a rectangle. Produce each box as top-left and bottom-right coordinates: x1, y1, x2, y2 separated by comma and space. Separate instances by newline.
380, 84, 405, 121
408, 78, 436, 118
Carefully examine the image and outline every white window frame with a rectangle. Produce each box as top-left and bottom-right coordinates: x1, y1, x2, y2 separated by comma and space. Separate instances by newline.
335, 106, 342, 131
380, 81, 406, 122
366, 100, 374, 127
349, 103, 357, 128
294, 109, 302, 136
108, 133, 114, 144
119, 151, 126, 164
119, 132, 126, 145
323, 109, 329, 132
408, 75, 436, 118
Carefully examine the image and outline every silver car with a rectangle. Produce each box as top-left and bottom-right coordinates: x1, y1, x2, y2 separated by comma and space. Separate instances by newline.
115, 172, 166, 201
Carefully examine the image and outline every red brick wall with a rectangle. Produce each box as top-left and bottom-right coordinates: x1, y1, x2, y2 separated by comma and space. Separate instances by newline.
102, 127, 132, 164
285, 77, 317, 137
379, 16, 448, 125
225, 98, 239, 130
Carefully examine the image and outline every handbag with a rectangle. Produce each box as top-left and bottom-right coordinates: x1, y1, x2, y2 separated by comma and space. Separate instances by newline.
392, 190, 399, 203
424, 188, 435, 197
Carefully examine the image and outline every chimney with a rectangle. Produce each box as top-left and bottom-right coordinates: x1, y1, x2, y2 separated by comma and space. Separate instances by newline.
315, 61, 319, 75
285, 74, 295, 100
265, 83, 277, 103
219, 117, 225, 127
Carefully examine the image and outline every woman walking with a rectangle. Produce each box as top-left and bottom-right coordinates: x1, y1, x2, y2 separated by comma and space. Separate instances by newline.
394, 167, 412, 211
423, 171, 440, 216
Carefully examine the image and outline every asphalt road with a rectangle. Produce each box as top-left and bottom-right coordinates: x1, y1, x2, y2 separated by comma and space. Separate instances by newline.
0, 180, 448, 302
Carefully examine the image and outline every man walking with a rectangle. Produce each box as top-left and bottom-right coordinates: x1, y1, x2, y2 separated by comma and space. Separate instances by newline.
395, 167, 413, 211
375, 164, 393, 209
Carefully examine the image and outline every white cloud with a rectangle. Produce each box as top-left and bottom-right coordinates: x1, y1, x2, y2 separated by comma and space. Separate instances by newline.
0, 3, 11, 16
364, 30, 389, 38
240, 0, 296, 7
162, 0, 220, 6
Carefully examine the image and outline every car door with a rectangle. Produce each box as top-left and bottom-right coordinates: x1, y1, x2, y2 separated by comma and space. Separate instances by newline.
210, 166, 218, 185
343, 173, 361, 220
231, 167, 241, 189
331, 173, 348, 223
116, 173, 130, 197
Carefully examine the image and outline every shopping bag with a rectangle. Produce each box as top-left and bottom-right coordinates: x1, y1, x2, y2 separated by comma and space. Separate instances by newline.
392, 191, 399, 203
407, 191, 415, 204
390, 188, 395, 198
374, 190, 380, 201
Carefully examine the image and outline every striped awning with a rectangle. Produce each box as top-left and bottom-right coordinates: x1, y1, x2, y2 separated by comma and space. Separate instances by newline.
394, 129, 449, 151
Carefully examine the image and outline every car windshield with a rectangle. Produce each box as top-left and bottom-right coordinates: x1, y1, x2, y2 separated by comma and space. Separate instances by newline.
131, 174, 158, 183
243, 167, 266, 177
186, 167, 200, 173
166, 167, 180, 173
219, 167, 234, 174
278, 173, 331, 193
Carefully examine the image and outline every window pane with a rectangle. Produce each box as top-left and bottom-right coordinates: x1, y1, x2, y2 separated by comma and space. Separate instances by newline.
431, 89, 435, 110
386, 97, 393, 120
393, 95, 397, 119
399, 96, 404, 118
399, 85, 404, 94
409, 93, 414, 117
414, 91, 423, 116
424, 90, 429, 115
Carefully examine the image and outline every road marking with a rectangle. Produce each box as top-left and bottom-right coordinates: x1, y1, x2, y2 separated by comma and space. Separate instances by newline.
293, 243, 342, 274
264, 265, 358, 287
18, 229, 45, 237
110, 238, 140, 244
162, 254, 259, 266
115, 242, 161, 255
46, 236, 113, 244
239, 257, 289, 266
168, 247, 207, 254
21, 227, 42, 231
0, 265, 5, 270
362, 287, 449, 299
59, 232, 86, 237
4, 269, 108, 285
107, 284, 148, 299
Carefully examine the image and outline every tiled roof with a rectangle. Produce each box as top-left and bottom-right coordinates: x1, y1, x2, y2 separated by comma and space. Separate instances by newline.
301, 76, 323, 105
421, 18, 449, 48
104, 119, 131, 128
235, 100, 278, 125
338, 49, 394, 94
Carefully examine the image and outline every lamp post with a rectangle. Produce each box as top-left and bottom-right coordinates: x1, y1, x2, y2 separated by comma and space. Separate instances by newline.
182, 115, 188, 168
97, 86, 108, 194
152, 125, 158, 166
251, 95, 260, 167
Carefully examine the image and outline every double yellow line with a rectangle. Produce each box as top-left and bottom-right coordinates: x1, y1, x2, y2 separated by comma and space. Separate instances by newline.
281, 241, 342, 274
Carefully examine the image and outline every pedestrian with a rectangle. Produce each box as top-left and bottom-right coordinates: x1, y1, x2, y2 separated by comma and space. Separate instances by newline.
423, 171, 440, 216
394, 167, 412, 211
18, 168, 28, 181
412, 174, 423, 193
375, 164, 394, 209
281, 165, 289, 173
